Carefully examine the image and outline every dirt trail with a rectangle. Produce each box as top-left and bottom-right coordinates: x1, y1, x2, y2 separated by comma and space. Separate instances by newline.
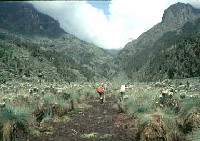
29, 96, 135, 141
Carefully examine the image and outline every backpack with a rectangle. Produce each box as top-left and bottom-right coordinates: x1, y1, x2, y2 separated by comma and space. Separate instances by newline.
97, 85, 104, 93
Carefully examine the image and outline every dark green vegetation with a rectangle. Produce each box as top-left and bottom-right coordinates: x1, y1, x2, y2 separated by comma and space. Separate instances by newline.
0, 30, 118, 84
140, 35, 200, 81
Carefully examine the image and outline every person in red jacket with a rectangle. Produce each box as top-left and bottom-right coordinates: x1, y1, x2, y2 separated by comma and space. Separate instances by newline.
96, 83, 106, 103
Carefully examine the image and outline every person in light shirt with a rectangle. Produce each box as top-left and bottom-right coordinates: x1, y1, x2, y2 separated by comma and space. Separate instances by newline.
119, 85, 127, 101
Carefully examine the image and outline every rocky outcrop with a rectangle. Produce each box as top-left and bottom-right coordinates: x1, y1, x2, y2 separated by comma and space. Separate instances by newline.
135, 2, 200, 49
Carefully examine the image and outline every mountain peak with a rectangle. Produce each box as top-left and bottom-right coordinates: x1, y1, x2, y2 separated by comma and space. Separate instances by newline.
162, 2, 200, 25
166, 2, 192, 12
134, 2, 200, 48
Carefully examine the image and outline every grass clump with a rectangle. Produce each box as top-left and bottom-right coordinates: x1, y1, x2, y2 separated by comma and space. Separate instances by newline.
80, 132, 99, 138
178, 97, 200, 133
124, 90, 157, 116
80, 132, 112, 139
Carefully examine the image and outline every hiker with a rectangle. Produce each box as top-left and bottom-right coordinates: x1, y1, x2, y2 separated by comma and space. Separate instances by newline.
96, 83, 106, 103
103, 83, 107, 102
119, 84, 127, 101
38, 70, 43, 84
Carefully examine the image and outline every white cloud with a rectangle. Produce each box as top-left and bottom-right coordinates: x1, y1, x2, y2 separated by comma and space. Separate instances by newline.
31, 0, 200, 49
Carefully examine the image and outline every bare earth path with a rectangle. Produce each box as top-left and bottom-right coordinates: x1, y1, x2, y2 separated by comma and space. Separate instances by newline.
29, 96, 136, 141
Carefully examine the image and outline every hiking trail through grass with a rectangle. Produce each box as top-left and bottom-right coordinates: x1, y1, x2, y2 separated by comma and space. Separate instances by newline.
29, 95, 136, 141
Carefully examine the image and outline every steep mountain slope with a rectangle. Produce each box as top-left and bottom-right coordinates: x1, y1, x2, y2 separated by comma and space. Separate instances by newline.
0, 2, 118, 83
117, 2, 200, 80
138, 19, 200, 81
0, 2, 65, 38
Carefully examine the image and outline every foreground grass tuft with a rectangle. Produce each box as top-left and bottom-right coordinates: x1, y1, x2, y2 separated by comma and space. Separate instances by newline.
0, 105, 31, 141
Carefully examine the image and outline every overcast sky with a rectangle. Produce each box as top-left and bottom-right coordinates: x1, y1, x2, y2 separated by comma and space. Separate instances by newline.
31, 0, 200, 49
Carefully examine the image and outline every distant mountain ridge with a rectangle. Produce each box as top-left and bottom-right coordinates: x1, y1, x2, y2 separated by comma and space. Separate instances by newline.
118, 2, 200, 81
104, 49, 120, 57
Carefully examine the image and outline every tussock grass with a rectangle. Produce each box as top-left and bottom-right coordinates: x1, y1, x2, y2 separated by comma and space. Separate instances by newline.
138, 110, 177, 141
179, 97, 200, 117
187, 129, 200, 141
0, 105, 31, 141
123, 89, 158, 116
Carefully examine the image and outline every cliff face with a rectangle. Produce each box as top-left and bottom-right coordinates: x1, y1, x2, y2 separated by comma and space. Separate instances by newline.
136, 2, 200, 49
0, 2, 66, 38
162, 3, 200, 26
